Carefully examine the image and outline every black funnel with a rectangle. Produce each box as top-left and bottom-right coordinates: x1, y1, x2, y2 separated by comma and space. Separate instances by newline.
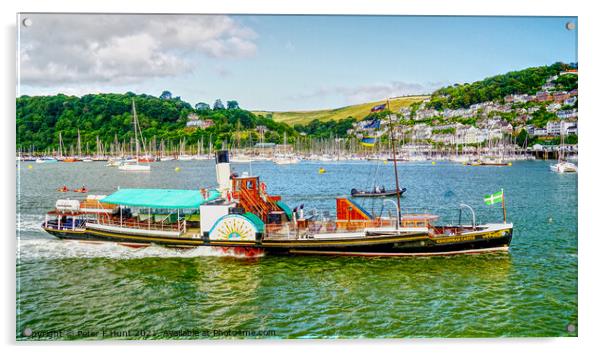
215, 150, 229, 164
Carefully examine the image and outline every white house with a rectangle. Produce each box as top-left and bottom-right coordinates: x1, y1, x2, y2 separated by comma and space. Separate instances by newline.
546, 103, 562, 112
457, 126, 487, 144
546, 121, 562, 135
557, 109, 578, 120
186, 119, 215, 129
564, 97, 577, 106
546, 121, 578, 136
533, 128, 547, 136
562, 122, 578, 135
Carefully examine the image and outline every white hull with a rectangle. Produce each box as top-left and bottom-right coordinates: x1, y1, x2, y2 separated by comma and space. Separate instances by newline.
35, 158, 58, 163
118, 163, 151, 171
550, 162, 577, 173
230, 156, 256, 163
274, 158, 299, 165
106, 159, 123, 167
86, 223, 181, 237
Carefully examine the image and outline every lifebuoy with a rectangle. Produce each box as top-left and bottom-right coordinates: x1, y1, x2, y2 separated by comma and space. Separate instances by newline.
260, 182, 267, 194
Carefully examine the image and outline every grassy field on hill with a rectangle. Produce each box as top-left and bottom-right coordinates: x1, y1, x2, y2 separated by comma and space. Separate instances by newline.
253, 95, 427, 125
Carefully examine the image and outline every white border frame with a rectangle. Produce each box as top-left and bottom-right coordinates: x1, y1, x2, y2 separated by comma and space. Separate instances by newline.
4, 1, 600, 354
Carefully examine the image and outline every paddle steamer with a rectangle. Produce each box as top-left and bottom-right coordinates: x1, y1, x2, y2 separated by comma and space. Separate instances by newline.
42, 150, 512, 256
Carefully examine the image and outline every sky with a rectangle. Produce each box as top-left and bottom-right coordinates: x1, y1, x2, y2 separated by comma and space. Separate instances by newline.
17, 14, 578, 111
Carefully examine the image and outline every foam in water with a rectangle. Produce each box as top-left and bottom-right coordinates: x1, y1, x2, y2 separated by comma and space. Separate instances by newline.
16, 215, 44, 233
17, 238, 264, 261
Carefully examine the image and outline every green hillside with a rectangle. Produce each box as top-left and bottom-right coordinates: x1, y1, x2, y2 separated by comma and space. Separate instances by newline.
16, 93, 296, 152
253, 95, 427, 125
427, 62, 576, 110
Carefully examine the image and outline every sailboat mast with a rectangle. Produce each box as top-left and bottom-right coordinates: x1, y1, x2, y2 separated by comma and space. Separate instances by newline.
58, 132, 63, 158
77, 129, 82, 157
132, 100, 140, 158
386, 98, 402, 227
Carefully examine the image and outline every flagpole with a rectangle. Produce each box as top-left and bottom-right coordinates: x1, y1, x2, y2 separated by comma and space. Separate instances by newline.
501, 188, 507, 223
386, 98, 402, 228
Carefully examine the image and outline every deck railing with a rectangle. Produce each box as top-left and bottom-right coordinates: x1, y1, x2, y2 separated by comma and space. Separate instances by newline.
264, 218, 398, 240
94, 215, 186, 233
264, 214, 437, 240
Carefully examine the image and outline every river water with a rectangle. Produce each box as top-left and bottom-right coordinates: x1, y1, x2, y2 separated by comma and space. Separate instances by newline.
16, 159, 577, 339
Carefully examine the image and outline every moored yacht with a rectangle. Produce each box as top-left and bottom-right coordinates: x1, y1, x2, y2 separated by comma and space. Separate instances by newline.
550, 134, 577, 173
550, 161, 577, 173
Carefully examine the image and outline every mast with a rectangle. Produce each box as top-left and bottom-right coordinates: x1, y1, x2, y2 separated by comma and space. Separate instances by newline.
132, 100, 140, 158
77, 129, 82, 157
58, 132, 64, 158
386, 98, 402, 227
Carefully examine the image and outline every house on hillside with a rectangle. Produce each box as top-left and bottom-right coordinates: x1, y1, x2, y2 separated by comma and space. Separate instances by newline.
185, 113, 215, 129
560, 69, 578, 76
563, 122, 578, 135
456, 126, 487, 144
546, 121, 562, 136
542, 82, 556, 91
536, 91, 553, 102
564, 97, 577, 106
557, 109, 578, 120
412, 124, 432, 140
552, 92, 570, 103
547, 103, 562, 112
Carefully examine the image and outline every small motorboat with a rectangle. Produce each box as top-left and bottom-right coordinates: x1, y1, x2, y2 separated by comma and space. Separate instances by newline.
73, 187, 89, 193
550, 161, 577, 173
118, 162, 151, 171
351, 187, 406, 198
57, 186, 69, 192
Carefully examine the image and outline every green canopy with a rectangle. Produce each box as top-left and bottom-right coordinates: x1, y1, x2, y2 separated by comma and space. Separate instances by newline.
101, 188, 220, 209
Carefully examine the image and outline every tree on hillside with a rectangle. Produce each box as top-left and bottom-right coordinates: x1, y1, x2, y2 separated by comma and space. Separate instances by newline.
426, 62, 573, 110
553, 75, 578, 91
227, 100, 240, 110
213, 99, 225, 110
16, 93, 301, 153
160, 91, 172, 100
195, 102, 211, 111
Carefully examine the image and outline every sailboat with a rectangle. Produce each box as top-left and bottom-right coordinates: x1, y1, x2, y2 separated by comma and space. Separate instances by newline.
177, 138, 194, 160
550, 131, 577, 173
273, 132, 300, 164
351, 103, 406, 198
118, 100, 151, 172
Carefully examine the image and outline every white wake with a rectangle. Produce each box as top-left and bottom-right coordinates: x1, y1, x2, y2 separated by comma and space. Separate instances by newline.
17, 238, 263, 261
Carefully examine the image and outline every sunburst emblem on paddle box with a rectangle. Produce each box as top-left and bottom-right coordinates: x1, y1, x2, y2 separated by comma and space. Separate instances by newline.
208, 215, 258, 241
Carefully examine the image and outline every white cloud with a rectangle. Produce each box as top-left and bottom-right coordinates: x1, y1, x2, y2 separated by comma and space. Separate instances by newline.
288, 81, 446, 105
19, 14, 258, 87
